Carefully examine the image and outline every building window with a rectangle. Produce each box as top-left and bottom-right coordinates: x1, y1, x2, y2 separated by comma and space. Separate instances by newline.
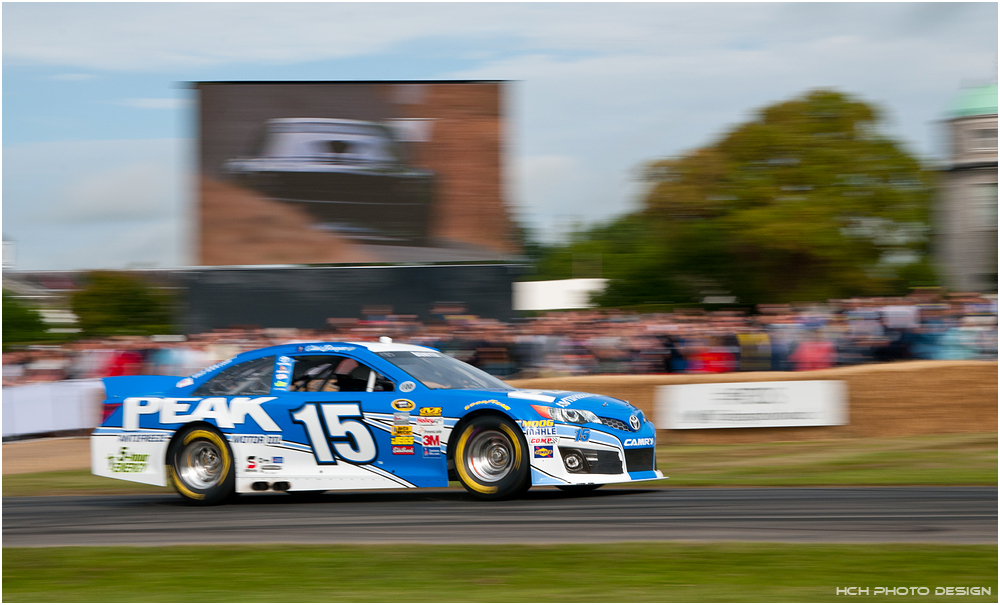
971, 128, 998, 152
976, 183, 999, 229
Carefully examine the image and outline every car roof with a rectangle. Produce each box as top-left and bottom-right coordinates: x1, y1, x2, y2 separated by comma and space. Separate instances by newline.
232, 341, 436, 362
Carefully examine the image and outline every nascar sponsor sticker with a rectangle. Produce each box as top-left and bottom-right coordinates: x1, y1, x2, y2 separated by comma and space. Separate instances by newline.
464, 399, 511, 411
107, 447, 149, 473
392, 425, 413, 436
533, 446, 554, 459
392, 445, 414, 455
391, 436, 414, 445
399, 381, 416, 393
529, 437, 557, 445
391, 399, 416, 412
419, 407, 442, 417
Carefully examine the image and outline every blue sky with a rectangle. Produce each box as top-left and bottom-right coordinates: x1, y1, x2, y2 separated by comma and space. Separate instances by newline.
3, 2, 997, 271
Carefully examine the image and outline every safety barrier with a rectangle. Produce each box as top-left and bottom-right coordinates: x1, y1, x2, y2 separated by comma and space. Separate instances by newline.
1, 380, 104, 440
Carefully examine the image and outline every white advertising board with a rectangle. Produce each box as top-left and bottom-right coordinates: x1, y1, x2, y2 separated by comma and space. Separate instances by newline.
657, 380, 848, 430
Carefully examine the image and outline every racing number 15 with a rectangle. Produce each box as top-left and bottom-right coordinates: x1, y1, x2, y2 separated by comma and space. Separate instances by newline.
292, 403, 377, 464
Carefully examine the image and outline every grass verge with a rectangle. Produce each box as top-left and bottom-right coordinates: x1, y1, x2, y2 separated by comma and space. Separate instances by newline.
3, 543, 996, 602
3, 433, 995, 497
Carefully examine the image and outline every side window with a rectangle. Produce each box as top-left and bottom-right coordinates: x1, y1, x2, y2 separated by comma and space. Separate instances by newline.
290, 355, 394, 393
193, 357, 274, 396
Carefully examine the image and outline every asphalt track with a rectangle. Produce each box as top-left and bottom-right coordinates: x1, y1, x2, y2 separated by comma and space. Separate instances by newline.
3, 487, 995, 547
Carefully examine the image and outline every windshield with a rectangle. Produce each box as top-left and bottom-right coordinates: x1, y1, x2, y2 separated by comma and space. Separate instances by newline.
376, 350, 512, 390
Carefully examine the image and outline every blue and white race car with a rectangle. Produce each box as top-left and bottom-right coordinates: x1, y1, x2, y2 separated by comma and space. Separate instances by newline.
92, 339, 662, 504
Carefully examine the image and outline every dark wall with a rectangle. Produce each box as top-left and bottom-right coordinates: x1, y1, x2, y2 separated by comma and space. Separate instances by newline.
178, 264, 523, 332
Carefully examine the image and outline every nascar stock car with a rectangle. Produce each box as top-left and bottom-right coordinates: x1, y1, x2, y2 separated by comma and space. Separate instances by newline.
92, 339, 663, 504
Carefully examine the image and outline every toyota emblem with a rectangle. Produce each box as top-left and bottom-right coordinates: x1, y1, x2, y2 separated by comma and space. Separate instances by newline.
629, 415, 640, 431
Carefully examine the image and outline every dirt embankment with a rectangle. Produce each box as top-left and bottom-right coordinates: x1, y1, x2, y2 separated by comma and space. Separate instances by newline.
199, 178, 376, 266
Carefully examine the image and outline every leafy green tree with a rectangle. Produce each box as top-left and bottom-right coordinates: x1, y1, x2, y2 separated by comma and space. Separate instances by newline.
544, 89, 938, 306
2, 290, 49, 346
71, 272, 174, 336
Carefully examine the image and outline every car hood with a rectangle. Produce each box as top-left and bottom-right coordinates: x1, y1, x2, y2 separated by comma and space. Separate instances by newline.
503, 389, 638, 418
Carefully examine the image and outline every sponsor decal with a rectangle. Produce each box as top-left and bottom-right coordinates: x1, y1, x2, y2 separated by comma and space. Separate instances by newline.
246, 456, 259, 471
624, 437, 655, 447
413, 351, 440, 357
519, 419, 554, 428
392, 445, 414, 455
117, 433, 169, 443
464, 399, 512, 412
275, 372, 289, 380
423, 446, 441, 458
272, 456, 283, 464
391, 436, 414, 445
574, 428, 591, 442
261, 464, 281, 471
278, 356, 293, 364
122, 397, 280, 431
533, 446, 554, 459
274, 381, 288, 388
555, 393, 594, 407
422, 433, 441, 448
107, 447, 149, 473
392, 425, 413, 437
228, 434, 282, 445
519, 418, 558, 437
415, 416, 441, 427
393, 412, 411, 425
175, 377, 194, 388
299, 345, 356, 353
419, 407, 442, 417
529, 437, 557, 445
248, 456, 282, 472
191, 358, 234, 380
391, 399, 416, 412
399, 381, 416, 393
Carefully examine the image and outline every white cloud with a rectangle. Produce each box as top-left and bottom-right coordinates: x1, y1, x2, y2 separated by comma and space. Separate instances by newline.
49, 73, 97, 81
3, 139, 191, 270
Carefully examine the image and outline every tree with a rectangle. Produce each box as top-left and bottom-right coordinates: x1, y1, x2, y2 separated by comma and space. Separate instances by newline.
2, 290, 49, 346
71, 272, 174, 336
588, 89, 938, 306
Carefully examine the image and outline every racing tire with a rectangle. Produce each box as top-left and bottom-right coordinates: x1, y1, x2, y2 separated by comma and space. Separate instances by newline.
454, 415, 530, 501
168, 425, 235, 506
556, 484, 602, 494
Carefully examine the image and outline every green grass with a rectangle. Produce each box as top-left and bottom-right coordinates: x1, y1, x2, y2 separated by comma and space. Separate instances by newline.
3, 433, 996, 497
3, 543, 996, 602
649, 432, 998, 487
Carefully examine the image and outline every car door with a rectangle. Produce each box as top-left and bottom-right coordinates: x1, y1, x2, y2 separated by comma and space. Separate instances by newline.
262, 353, 446, 489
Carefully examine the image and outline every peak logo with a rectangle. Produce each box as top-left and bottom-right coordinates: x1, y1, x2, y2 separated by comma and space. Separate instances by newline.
122, 397, 279, 431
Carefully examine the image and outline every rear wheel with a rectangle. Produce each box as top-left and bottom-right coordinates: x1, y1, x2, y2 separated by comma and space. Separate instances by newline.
168, 426, 235, 505
454, 415, 530, 500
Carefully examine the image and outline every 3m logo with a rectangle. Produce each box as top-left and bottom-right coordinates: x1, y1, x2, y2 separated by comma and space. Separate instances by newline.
423, 434, 441, 447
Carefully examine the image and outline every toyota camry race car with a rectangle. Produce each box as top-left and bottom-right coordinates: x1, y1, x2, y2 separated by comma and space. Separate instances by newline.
92, 340, 662, 504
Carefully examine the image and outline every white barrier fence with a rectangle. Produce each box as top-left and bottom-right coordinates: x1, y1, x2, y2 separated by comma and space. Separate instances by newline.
2, 380, 105, 439
656, 380, 849, 429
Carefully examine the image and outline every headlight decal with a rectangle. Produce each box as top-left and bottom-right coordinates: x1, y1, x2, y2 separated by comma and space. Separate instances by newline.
530, 405, 602, 425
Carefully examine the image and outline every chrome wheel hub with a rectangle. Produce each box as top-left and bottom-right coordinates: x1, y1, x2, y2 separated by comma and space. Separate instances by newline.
179, 440, 224, 489
466, 429, 514, 483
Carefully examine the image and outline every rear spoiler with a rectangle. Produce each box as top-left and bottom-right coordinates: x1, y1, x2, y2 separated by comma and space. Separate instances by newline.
101, 375, 185, 403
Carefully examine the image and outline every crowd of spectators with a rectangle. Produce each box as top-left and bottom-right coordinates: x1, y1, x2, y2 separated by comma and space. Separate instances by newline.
3, 291, 996, 387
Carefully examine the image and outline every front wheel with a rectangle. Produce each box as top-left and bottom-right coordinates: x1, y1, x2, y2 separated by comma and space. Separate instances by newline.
168, 426, 235, 505
454, 415, 530, 500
